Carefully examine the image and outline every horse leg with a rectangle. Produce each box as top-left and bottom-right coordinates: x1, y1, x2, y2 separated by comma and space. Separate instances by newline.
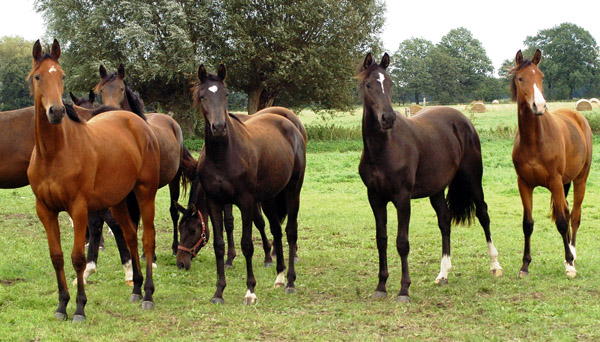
392, 192, 411, 303
429, 192, 452, 285
137, 193, 157, 309
110, 201, 144, 304
238, 197, 258, 305
549, 178, 575, 278
570, 176, 589, 261
169, 176, 181, 256
69, 202, 90, 321
208, 199, 226, 304
517, 177, 534, 277
367, 189, 389, 299
74, 210, 104, 286
36, 200, 70, 320
254, 203, 273, 267
223, 204, 236, 268
100, 209, 133, 286
283, 189, 300, 294
262, 200, 285, 288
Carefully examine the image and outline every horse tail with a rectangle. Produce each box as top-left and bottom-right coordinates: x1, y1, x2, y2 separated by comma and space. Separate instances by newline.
126, 191, 141, 228
275, 192, 288, 224
178, 146, 197, 198
446, 171, 476, 226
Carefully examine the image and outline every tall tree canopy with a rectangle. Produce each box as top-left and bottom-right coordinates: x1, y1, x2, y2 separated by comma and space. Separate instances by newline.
35, 0, 385, 114
0, 36, 33, 110
390, 37, 433, 105
524, 22, 599, 100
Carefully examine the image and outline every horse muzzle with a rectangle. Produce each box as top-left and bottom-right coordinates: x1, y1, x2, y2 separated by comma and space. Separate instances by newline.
380, 112, 396, 130
211, 121, 227, 137
47, 105, 66, 124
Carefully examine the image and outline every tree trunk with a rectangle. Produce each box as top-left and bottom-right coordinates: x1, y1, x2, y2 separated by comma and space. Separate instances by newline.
569, 88, 574, 100
247, 86, 264, 114
414, 92, 420, 105
258, 88, 276, 111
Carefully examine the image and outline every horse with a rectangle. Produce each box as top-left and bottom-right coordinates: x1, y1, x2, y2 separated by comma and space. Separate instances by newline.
176, 106, 306, 271
69, 90, 95, 109
509, 49, 592, 278
191, 64, 306, 304
27, 39, 161, 321
357, 53, 503, 302
76, 64, 197, 285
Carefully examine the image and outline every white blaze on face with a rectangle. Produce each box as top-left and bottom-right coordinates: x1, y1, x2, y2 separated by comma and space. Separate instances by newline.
208, 85, 218, 93
49, 65, 57, 73
533, 83, 546, 114
377, 73, 386, 94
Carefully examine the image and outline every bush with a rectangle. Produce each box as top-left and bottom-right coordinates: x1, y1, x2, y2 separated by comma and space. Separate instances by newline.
305, 124, 361, 141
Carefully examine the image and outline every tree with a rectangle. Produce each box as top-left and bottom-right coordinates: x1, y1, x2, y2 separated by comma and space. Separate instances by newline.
426, 46, 461, 104
524, 22, 600, 100
36, 0, 385, 115
0, 36, 33, 110
390, 37, 433, 105
437, 27, 494, 102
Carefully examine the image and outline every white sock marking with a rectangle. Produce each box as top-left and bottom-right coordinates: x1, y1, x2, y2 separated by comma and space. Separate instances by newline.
436, 255, 452, 282
208, 85, 218, 93
74, 261, 97, 285
245, 289, 257, 302
569, 244, 577, 261
274, 272, 285, 287
377, 73, 386, 94
487, 241, 502, 271
69, 216, 74, 228
123, 260, 133, 281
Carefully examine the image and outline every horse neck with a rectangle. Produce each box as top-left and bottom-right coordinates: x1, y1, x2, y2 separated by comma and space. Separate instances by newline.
516, 99, 545, 145
33, 101, 67, 157
361, 104, 394, 156
203, 113, 237, 160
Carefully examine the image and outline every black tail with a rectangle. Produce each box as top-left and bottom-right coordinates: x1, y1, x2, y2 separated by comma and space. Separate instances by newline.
125, 191, 140, 228
178, 146, 197, 198
275, 192, 287, 224
446, 171, 476, 225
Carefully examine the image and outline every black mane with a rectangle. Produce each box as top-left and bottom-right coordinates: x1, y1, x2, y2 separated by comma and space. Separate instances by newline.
64, 102, 84, 123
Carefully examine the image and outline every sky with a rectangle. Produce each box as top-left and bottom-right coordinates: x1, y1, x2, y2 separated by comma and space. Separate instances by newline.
2, 0, 599, 74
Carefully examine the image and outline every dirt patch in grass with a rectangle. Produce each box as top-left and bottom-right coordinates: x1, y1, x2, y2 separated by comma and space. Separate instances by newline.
0, 278, 25, 285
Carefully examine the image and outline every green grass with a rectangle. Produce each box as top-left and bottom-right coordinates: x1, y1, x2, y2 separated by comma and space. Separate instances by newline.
2, 102, 600, 341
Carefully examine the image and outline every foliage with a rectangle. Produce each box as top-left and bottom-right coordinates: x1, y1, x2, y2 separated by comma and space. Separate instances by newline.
524, 22, 600, 100
390, 37, 434, 105
0, 36, 34, 110
426, 46, 461, 104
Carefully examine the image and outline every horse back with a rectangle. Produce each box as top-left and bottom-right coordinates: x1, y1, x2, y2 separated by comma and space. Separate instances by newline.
552, 108, 593, 178
253, 106, 307, 142
146, 113, 184, 187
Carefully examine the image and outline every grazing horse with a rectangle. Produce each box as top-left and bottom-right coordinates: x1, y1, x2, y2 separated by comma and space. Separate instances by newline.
509, 49, 592, 278
27, 39, 160, 321
358, 53, 502, 302
192, 64, 306, 304
176, 106, 306, 271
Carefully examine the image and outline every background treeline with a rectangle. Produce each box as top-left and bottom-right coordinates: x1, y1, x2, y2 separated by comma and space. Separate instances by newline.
1, 1, 599, 135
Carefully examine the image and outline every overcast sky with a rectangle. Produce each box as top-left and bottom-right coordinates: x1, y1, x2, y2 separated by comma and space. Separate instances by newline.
2, 0, 599, 74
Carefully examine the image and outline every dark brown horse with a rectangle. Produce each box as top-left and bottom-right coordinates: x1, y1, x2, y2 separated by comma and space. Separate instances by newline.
27, 39, 160, 321
192, 64, 306, 304
69, 90, 95, 109
509, 50, 592, 278
358, 53, 502, 302
176, 106, 306, 271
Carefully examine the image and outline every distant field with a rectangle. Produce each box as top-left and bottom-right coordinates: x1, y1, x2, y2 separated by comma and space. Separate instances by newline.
2, 102, 600, 341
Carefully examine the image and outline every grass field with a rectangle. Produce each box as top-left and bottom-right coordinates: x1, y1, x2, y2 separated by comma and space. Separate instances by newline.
2, 102, 600, 341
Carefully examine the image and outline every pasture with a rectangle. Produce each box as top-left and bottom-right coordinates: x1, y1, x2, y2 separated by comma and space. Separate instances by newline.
2, 103, 600, 341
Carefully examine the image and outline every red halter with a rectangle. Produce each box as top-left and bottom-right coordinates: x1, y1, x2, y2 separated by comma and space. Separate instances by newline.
177, 210, 207, 257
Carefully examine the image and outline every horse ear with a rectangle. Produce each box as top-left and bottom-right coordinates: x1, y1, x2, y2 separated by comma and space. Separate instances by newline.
118, 64, 125, 79
50, 39, 61, 60
218, 64, 227, 81
198, 64, 207, 83
363, 53, 374, 70
380, 53, 390, 69
88, 89, 95, 103
69, 92, 78, 103
174, 201, 186, 214
515, 50, 523, 67
32, 40, 42, 61
99, 65, 107, 79
532, 49, 542, 65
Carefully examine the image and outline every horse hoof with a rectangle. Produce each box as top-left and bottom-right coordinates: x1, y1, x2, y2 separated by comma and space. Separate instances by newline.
129, 294, 143, 303
125, 280, 134, 287
211, 297, 225, 305
294, 257, 300, 263
224, 264, 233, 270
72, 314, 86, 322
243, 295, 258, 305
372, 291, 387, 299
491, 268, 503, 277
152, 263, 157, 269
518, 270, 529, 278
284, 287, 296, 294
142, 301, 154, 310
396, 295, 410, 303
264, 261, 274, 267
435, 278, 448, 285
274, 282, 285, 288
55, 312, 67, 321
566, 270, 577, 278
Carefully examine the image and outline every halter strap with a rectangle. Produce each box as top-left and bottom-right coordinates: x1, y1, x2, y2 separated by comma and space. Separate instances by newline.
177, 210, 207, 257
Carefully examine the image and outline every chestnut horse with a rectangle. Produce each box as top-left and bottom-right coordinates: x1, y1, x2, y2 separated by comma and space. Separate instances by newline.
175, 106, 306, 270
27, 39, 160, 321
358, 53, 502, 302
509, 49, 592, 278
193, 64, 306, 304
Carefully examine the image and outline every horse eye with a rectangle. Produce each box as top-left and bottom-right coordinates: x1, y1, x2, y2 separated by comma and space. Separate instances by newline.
34, 75, 40, 81
62, 75, 66, 80
366, 83, 371, 89
200, 95, 205, 100
518, 77, 523, 82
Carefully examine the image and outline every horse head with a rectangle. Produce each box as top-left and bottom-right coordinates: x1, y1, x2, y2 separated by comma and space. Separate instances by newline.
194, 64, 229, 138
175, 201, 209, 270
510, 49, 547, 115
359, 52, 395, 130
30, 39, 66, 124
69, 89, 95, 109
96, 64, 127, 108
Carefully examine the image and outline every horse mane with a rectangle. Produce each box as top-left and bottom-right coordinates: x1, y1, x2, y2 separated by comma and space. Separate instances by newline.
228, 113, 243, 124
91, 105, 121, 117
507, 59, 533, 101
355, 62, 382, 92
64, 102, 84, 123
191, 73, 225, 107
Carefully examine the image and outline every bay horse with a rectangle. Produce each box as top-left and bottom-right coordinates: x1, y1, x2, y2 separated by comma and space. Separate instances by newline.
509, 49, 592, 278
77, 64, 197, 285
27, 39, 160, 321
358, 53, 502, 302
193, 64, 306, 304
175, 106, 306, 271
69, 90, 95, 109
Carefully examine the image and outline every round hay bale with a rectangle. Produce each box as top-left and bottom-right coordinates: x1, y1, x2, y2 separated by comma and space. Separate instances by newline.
590, 98, 600, 106
576, 99, 593, 111
471, 103, 486, 113
492, 99, 499, 105
409, 105, 423, 115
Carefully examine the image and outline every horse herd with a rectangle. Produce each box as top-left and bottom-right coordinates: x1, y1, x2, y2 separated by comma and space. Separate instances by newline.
0, 39, 592, 322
